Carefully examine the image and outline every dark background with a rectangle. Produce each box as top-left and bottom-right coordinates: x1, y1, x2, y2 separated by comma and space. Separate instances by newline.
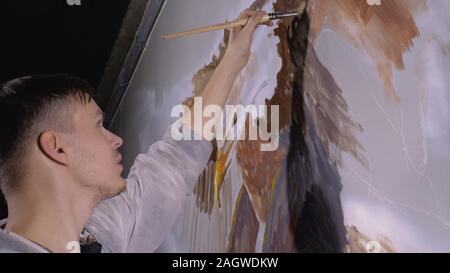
0, 0, 131, 86
0, 0, 134, 220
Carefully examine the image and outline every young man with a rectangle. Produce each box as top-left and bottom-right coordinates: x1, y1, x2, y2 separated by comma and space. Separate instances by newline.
0, 10, 270, 253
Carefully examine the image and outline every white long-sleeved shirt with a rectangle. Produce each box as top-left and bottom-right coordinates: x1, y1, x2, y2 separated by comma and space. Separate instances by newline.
0, 127, 212, 253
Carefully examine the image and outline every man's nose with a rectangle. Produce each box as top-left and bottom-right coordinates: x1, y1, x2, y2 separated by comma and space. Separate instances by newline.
107, 130, 123, 149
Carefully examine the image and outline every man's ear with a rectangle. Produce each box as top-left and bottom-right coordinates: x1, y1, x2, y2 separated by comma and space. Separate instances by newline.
37, 131, 69, 166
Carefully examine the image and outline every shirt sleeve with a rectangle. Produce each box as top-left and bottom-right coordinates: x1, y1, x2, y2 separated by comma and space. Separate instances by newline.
85, 126, 212, 252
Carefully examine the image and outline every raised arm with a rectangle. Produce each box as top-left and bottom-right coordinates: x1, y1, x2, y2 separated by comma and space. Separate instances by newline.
85, 10, 268, 253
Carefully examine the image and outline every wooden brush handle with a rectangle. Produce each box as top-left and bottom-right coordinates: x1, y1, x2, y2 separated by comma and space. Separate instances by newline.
162, 15, 270, 40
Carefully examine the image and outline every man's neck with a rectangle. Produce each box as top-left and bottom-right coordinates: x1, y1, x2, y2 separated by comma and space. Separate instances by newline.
4, 184, 98, 253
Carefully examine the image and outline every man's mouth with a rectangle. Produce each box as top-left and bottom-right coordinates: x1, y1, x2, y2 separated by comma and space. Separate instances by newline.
116, 154, 123, 165
117, 155, 124, 173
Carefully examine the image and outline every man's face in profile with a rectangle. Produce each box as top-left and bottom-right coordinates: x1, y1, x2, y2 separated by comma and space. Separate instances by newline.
66, 100, 126, 199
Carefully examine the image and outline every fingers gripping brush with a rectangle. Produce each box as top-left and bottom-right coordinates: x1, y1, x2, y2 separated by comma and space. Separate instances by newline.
162, 5, 306, 40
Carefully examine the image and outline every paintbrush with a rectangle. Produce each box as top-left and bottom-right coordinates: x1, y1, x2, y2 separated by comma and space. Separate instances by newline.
162, 10, 301, 40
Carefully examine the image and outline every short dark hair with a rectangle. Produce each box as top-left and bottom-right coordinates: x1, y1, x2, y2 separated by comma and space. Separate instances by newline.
0, 74, 94, 194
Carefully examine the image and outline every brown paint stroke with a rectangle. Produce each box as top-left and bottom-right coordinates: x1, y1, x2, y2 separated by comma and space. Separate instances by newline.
261, 136, 295, 252
309, 0, 427, 101
303, 44, 367, 167
236, 120, 289, 223
192, 30, 230, 97
345, 226, 396, 253
193, 160, 216, 214
227, 185, 260, 253
268, 0, 302, 130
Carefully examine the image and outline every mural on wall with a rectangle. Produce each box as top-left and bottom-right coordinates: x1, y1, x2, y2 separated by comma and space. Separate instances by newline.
112, 0, 450, 252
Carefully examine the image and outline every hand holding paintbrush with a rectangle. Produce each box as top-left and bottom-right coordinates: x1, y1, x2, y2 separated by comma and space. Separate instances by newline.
225, 10, 273, 70
162, 6, 305, 40
179, 9, 268, 135
176, 4, 309, 141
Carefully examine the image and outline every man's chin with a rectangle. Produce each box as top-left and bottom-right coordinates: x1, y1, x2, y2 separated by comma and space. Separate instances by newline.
102, 178, 127, 199
117, 178, 127, 193
113, 178, 127, 195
